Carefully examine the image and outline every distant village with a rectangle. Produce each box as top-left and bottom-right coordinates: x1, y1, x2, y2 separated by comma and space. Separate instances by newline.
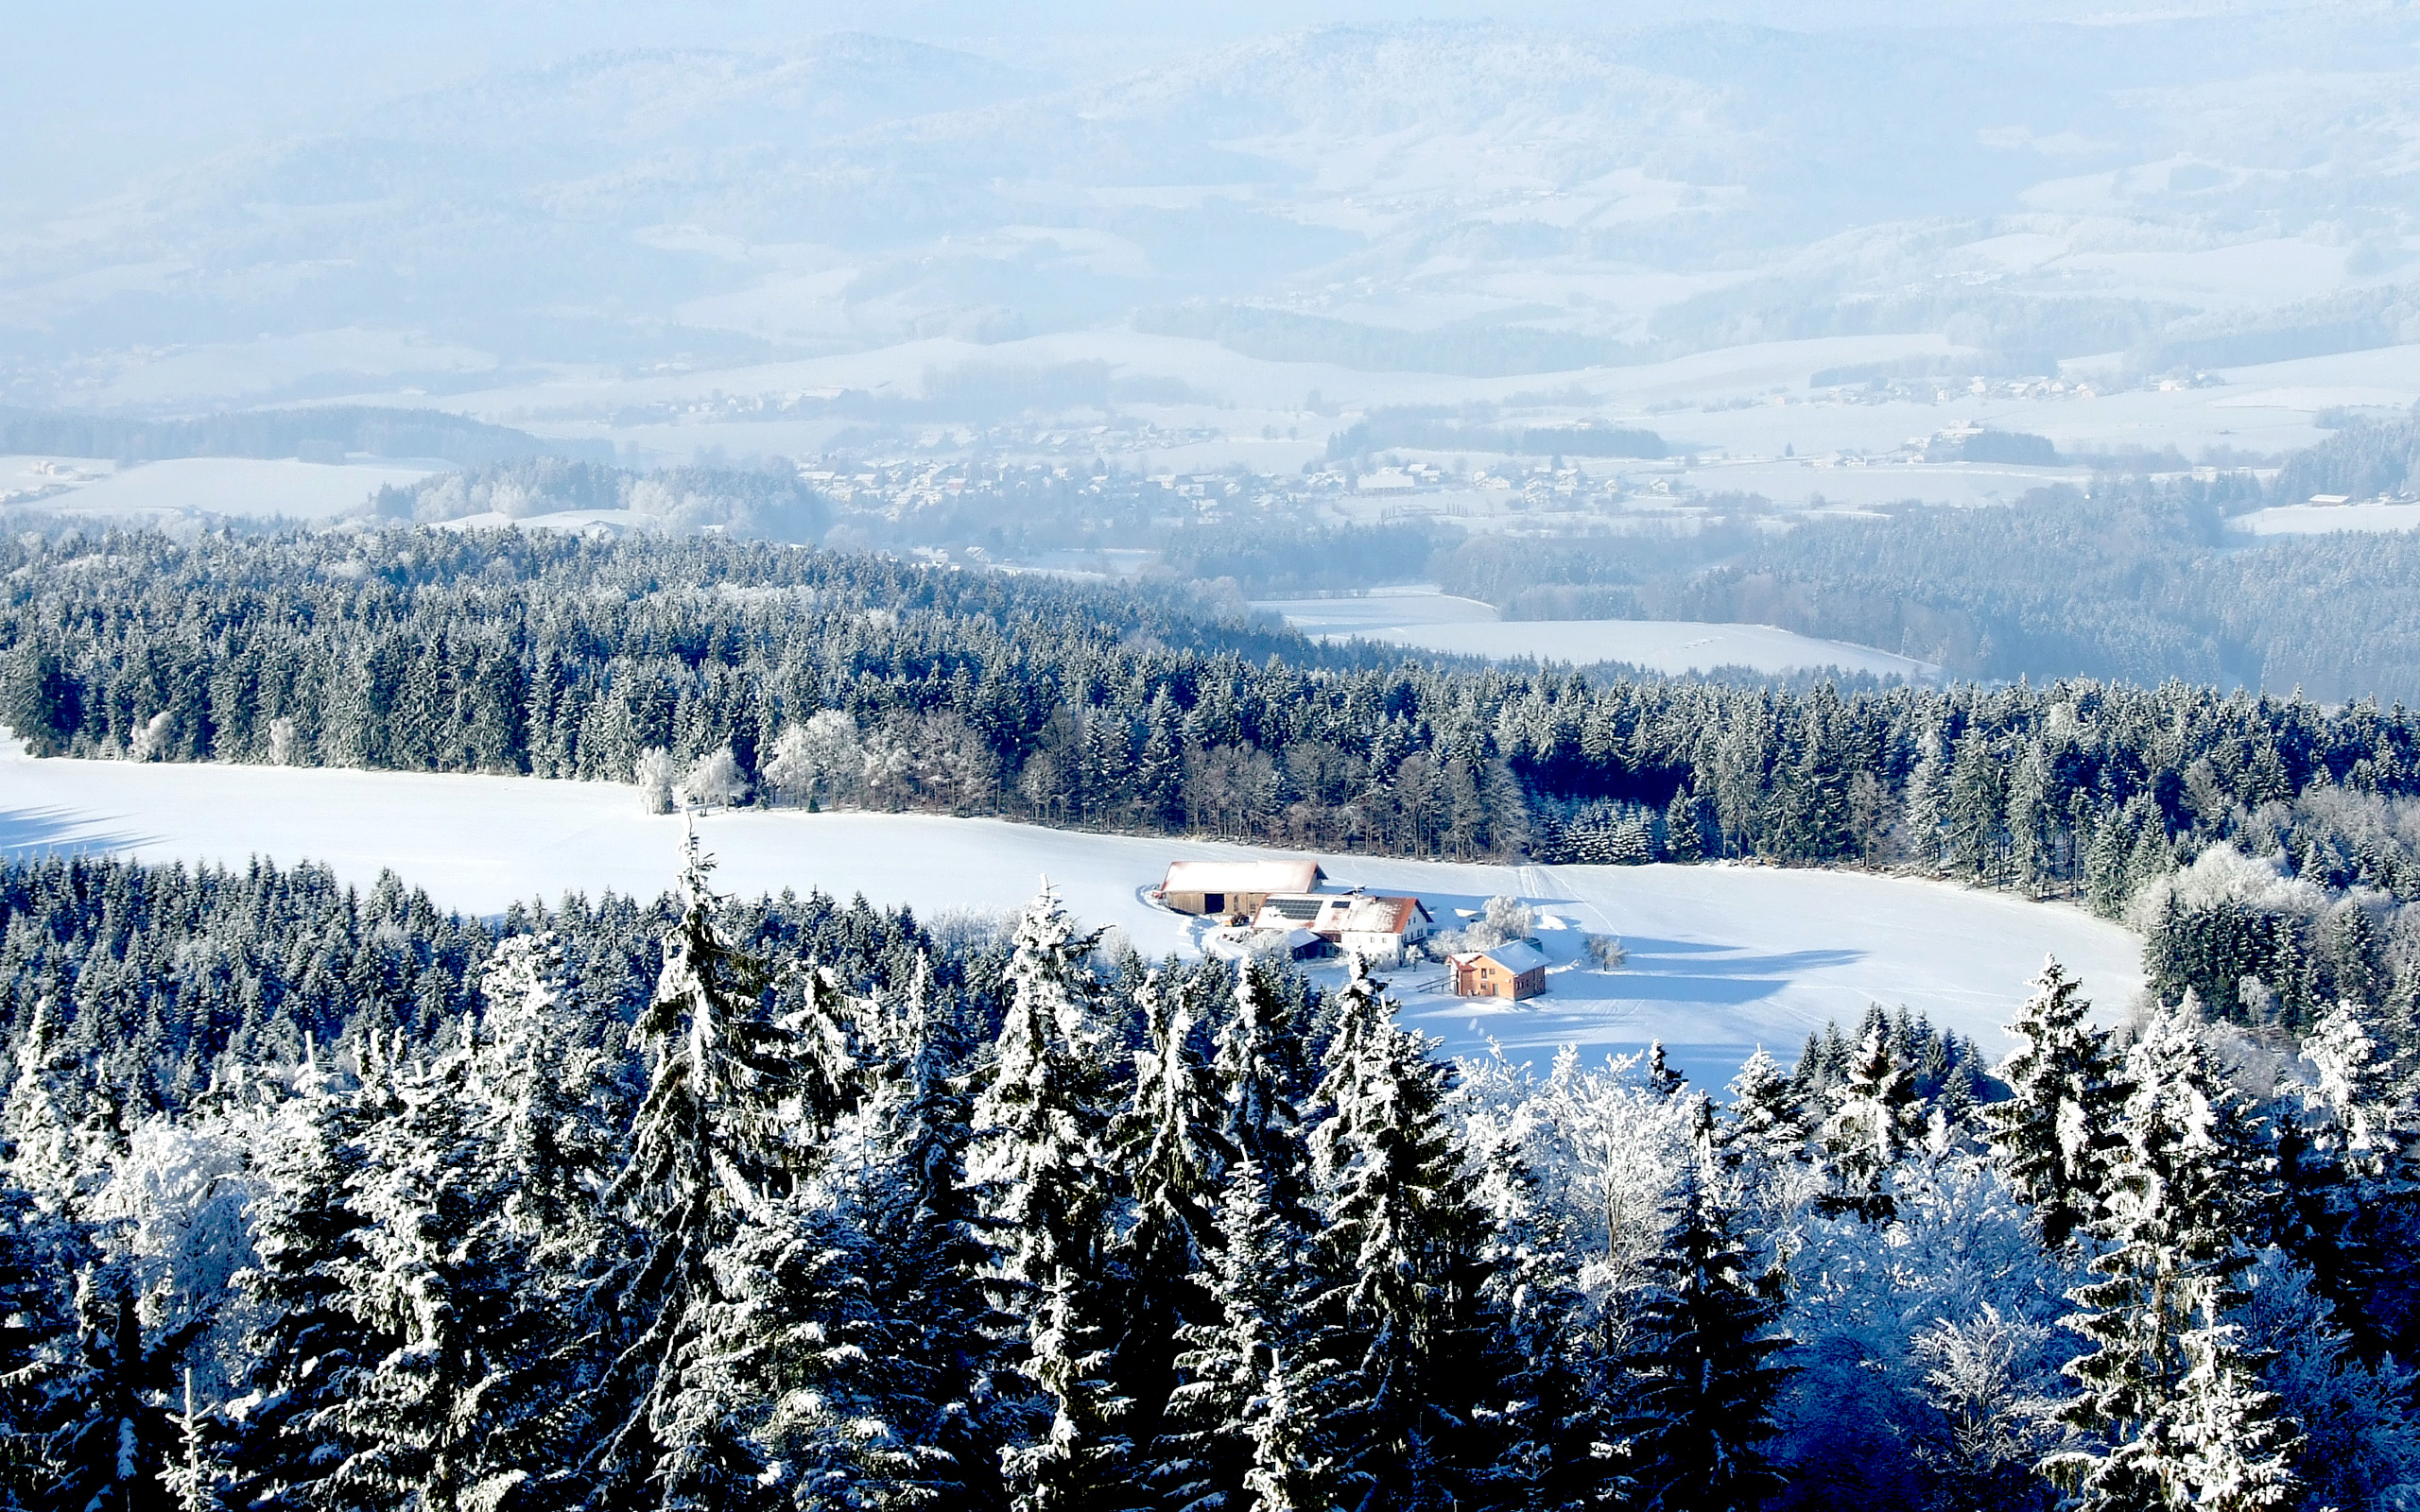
1151, 858, 1552, 1002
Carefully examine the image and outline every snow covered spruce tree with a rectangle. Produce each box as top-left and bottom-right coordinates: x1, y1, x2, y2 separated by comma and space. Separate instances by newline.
2048, 999, 2303, 1512
1304, 954, 1497, 1508
2264, 1000, 2411, 1362
965, 883, 1139, 1511
1814, 1023, 1922, 1222
1106, 971, 1227, 1455
222, 1049, 375, 1510
32, 1257, 212, 1512
1985, 957, 2130, 1253
1154, 1157, 1334, 1511
1464, 1121, 1632, 1511
1616, 1096, 1793, 1512
1214, 959, 1312, 1219
797, 954, 995, 1507
587, 836, 845, 1507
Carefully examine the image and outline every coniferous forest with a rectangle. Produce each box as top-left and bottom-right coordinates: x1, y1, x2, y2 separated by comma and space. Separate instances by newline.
3, 842, 2416, 1511
7, 525, 2420, 1507
8, 524, 2420, 1032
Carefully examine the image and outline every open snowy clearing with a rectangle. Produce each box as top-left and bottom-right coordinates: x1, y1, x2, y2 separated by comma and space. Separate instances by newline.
1323, 620, 1935, 679
1255, 589, 1935, 679
0, 747, 2140, 1080
2236, 504, 2420, 537
16, 456, 440, 521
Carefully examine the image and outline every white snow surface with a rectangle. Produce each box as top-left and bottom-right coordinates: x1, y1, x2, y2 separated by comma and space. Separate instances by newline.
21, 457, 441, 521
1330, 621, 1936, 679
0, 747, 2141, 1077
2235, 504, 2420, 537
1255, 589, 1935, 678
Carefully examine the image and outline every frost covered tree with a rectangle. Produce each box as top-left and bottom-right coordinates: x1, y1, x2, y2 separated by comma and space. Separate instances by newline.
1155, 1158, 1327, 1511
1108, 971, 1226, 1450
224, 1052, 372, 1511
1719, 1048, 1806, 1172
966, 884, 1136, 1510
1910, 1306, 2070, 1512
2048, 1001, 2301, 1512
588, 837, 813, 1503
674, 745, 750, 810
1616, 1099, 1793, 1512
326, 1035, 539, 1511
1985, 958, 2129, 1252
760, 711, 859, 809
1815, 1025, 1921, 1222
1305, 957, 1495, 1507
1213, 960, 1309, 1219
1467, 1125, 1631, 1511
634, 747, 676, 816
35, 1260, 210, 1512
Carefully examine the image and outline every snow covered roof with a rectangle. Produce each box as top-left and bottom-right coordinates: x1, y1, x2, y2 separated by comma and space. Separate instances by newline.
1161, 859, 1323, 895
1451, 940, 1548, 973
1251, 892, 1429, 937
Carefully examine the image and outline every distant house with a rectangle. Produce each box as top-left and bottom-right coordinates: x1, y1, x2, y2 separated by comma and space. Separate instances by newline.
1251, 892, 1433, 958
1159, 859, 1325, 919
1357, 467, 1417, 494
2309, 493, 2353, 507
1448, 941, 1549, 1001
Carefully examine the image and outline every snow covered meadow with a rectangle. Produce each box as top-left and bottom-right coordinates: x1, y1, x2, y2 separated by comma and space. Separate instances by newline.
0, 746, 2141, 1078
1254, 588, 1939, 679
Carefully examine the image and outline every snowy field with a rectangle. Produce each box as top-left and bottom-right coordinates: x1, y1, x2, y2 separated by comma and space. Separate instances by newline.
1252, 589, 1502, 632
1254, 589, 1934, 679
1329, 621, 1935, 679
2235, 504, 2420, 537
0, 747, 2141, 1081
13, 456, 440, 522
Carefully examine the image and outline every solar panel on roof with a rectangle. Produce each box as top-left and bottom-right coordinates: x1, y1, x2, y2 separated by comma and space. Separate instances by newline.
1266, 897, 1323, 921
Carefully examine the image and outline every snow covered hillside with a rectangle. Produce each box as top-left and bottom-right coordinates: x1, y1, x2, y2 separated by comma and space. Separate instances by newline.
0, 747, 2141, 1078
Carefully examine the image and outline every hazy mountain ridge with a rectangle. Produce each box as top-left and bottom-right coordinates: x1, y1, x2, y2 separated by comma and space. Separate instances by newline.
11, 13, 2420, 406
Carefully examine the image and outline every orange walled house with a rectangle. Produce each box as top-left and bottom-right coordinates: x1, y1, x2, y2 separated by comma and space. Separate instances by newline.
1447, 940, 1548, 1001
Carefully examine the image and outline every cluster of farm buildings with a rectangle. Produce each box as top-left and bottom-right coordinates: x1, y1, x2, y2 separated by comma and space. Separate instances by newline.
1153, 859, 1548, 1001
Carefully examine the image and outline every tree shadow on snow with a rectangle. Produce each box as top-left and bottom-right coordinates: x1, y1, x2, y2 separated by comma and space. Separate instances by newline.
0, 805, 150, 860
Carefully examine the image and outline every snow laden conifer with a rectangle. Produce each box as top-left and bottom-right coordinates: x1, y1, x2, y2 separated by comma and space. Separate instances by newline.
1720, 1048, 1806, 1172
1214, 958, 1310, 1219
1616, 1097, 1794, 1512
1466, 1122, 1631, 1511
37, 1259, 210, 1512
224, 1046, 372, 1511
1155, 1158, 1331, 1511
2266, 999, 2409, 1362
1305, 955, 1495, 1508
1108, 971, 1227, 1452
588, 834, 817, 1504
1814, 1023, 1921, 1222
326, 1031, 538, 1512
813, 954, 995, 1505
2047, 999, 2302, 1512
965, 882, 1139, 1511
1984, 957, 2129, 1252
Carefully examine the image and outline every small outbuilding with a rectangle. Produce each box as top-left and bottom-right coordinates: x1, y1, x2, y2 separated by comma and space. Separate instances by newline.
1158, 859, 1325, 919
1448, 941, 1549, 1001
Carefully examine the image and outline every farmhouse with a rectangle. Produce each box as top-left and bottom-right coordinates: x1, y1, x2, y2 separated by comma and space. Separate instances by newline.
1251, 891, 1433, 958
1448, 941, 1549, 1001
1158, 859, 1325, 919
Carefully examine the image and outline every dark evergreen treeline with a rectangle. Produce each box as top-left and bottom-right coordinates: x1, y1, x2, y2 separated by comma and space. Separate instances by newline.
3, 850, 2418, 1510
1432, 480, 2420, 699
